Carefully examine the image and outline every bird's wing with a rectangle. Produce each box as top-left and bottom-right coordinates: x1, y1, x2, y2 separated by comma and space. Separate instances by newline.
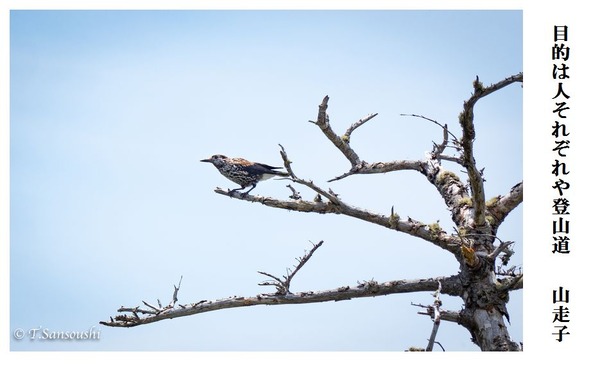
254, 162, 284, 171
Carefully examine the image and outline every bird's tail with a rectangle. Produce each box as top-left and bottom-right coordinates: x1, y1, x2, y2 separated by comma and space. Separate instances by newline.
273, 172, 290, 180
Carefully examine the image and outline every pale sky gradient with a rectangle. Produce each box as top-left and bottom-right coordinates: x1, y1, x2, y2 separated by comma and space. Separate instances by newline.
10, 10, 522, 351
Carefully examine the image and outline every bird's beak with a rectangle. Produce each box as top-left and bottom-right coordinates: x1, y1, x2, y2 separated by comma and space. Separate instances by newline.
200, 158, 211, 163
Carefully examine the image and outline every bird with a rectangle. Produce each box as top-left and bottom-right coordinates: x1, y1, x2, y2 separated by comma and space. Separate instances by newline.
200, 154, 289, 194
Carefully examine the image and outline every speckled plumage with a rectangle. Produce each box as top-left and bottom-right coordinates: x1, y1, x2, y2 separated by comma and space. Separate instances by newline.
201, 154, 289, 194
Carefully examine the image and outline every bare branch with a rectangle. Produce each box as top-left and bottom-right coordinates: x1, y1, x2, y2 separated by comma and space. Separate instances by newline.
496, 274, 524, 292
399, 113, 460, 160
327, 171, 354, 182
142, 300, 160, 312
487, 181, 523, 226
284, 241, 323, 288
308, 95, 362, 166
309, 96, 429, 182
425, 281, 443, 351
171, 275, 183, 306
459, 73, 523, 228
472, 72, 523, 100
258, 240, 324, 294
279, 144, 341, 204
487, 240, 514, 263
213, 187, 461, 255
139, 277, 184, 313
303, 97, 475, 237
286, 184, 302, 200
437, 154, 463, 164
309, 101, 474, 232
201, 145, 457, 255
101, 275, 463, 328
257, 271, 286, 289
416, 308, 461, 324
400, 113, 446, 130
432, 125, 462, 165
327, 159, 423, 182
343, 113, 378, 142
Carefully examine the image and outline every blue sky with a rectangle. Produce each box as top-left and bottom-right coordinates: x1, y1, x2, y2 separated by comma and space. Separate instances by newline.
9, 10, 522, 352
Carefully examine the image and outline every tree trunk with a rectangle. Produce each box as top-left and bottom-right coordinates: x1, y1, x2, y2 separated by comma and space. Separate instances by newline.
462, 306, 521, 351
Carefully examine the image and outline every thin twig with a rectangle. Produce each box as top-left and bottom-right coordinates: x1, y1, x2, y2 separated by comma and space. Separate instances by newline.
343, 113, 378, 141
171, 275, 183, 306
286, 184, 302, 200
258, 240, 324, 294
399, 113, 446, 130
257, 271, 286, 293
286, 241, 323, 285
142, 300, 160, 312
278, 144, 341, 205
425, 281, 443, 351
399, 113, 461, 160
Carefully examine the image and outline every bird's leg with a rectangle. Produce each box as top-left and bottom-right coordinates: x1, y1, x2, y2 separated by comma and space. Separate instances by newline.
227, 186, 246, 196
242, 184, 257, 196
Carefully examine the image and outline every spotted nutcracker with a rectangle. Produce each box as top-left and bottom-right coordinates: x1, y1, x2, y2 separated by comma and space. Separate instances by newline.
200, 154, 289, 194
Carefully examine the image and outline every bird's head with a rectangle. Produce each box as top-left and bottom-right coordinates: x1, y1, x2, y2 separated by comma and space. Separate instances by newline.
200, 154, 228, 167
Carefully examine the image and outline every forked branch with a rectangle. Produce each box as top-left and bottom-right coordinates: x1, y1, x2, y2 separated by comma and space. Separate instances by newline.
399, 113, 461, 163
101, 274, 468, 328
309, 96, 426, 182
213, 147, 463, 255
308, 95, 364, 167
258, 240, 324, 294
459, 73, 523, 227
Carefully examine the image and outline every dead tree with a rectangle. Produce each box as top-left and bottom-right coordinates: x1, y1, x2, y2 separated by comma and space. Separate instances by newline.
101, 73, 523, 351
